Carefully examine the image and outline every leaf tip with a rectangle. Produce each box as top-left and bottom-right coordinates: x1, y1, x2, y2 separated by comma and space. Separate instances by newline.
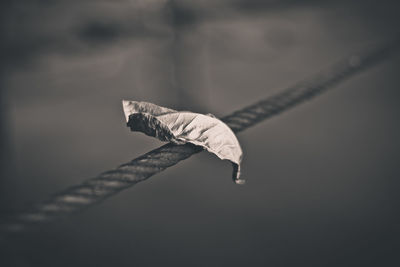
234, 179, 246, 185
232, 163, 245, 185
122, 100, 132, 122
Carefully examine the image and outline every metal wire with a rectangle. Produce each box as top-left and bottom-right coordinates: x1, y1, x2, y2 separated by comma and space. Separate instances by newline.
1, 37, 399, 235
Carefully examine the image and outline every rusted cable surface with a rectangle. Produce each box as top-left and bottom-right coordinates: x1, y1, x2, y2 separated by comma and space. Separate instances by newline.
1, 37, 399, 235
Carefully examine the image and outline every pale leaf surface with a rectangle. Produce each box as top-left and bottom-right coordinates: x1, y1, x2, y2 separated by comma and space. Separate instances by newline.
122, 100, 244, 184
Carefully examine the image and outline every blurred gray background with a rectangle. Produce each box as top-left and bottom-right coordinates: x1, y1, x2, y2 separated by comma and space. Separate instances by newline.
1, 0, 400, 266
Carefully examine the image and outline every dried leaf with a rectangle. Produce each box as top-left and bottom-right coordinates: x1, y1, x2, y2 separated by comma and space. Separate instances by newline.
122, 100, 244, 184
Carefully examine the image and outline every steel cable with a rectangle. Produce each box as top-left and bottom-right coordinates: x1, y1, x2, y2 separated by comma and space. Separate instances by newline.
1, 37, 399, 235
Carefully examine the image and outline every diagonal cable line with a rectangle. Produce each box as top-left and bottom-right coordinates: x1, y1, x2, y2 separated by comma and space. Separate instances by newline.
1, 37, 399, 235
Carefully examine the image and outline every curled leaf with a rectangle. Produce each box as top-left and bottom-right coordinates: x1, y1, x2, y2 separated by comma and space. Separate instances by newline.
122, 100, 244, 184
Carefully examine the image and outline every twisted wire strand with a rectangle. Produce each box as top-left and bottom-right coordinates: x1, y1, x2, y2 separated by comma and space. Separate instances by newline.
1, 37, 399, 235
